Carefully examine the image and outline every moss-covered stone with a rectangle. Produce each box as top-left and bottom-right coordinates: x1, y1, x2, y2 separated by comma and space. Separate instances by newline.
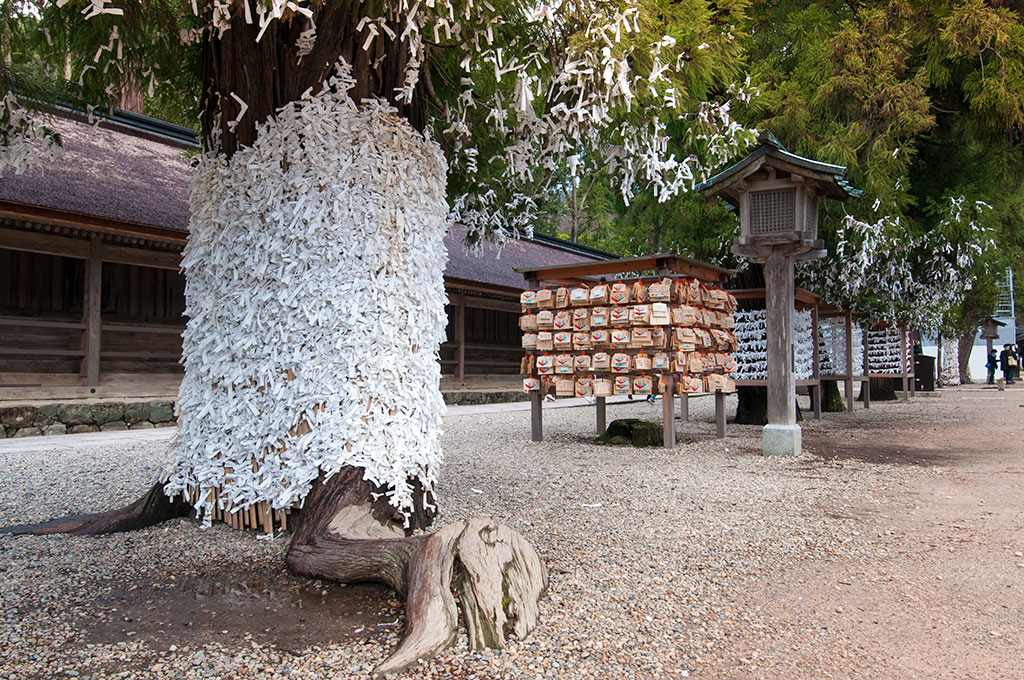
34, 404, 59, 427
92, 403, 125, 425
58, 404, 94, 426
629, 421, 663, 447
149, 400, 175, 423
597, 419, 663, 447
1, 405, 38, 429
124, 402, 150, 425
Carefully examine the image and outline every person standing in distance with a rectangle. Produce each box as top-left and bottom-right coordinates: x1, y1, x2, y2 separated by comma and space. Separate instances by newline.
999, 343, 1016, 385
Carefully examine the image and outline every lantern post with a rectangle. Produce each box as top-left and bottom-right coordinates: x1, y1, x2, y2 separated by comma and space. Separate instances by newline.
699, 132, 861, 455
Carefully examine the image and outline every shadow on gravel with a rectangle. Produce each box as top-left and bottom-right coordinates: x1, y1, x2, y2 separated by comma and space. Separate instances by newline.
84, 562, 395, 653
805, 437, 958, 467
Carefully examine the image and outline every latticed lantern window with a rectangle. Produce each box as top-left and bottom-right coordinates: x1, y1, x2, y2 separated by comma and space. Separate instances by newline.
749, 188, 795, 235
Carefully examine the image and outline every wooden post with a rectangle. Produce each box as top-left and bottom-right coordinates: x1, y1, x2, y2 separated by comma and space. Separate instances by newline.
908, 323, 916, 397
905, 323, 913, 401
530, 391, 543, 442
82, 235, 102, 387
662, 373, 675, 449
811, 384, 822, 419
765, 251, 796, 426
862, 326, 871, 409
679, 391, 689, 422
454, 294, 466, 383
596, 396, 606, 435
811, 305, 821, 419
844, 308, 855, 412
715, 390, 727, 438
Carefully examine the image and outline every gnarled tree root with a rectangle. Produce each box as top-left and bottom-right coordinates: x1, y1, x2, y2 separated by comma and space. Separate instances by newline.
1, 468, 548, 677
0, 481, 192, 536
287, 470, 548, 678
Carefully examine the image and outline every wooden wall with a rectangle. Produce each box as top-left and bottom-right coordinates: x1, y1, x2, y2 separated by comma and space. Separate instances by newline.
0, 247, 185, 383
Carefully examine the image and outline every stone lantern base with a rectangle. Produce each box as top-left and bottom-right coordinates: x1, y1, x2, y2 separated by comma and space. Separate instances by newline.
763, 424, 801, 456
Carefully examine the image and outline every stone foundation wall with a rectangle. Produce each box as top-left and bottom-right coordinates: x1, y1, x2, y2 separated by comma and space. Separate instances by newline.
0, 401, 177, 438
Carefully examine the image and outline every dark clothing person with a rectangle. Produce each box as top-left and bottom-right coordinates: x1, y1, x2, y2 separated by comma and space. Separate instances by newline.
987, 350, 998, 384
999, 345, 1016, 384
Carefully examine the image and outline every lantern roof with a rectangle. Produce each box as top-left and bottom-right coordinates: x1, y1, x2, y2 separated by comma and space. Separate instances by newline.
697, 131, 863, 206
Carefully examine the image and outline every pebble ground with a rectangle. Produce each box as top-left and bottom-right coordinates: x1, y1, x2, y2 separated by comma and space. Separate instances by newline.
0, 393, 1004, 679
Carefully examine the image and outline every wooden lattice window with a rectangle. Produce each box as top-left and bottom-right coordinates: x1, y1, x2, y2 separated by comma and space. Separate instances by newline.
749, 188, 795, 235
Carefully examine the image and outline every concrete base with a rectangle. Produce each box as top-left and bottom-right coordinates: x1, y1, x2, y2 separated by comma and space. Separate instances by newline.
762, 424, 801, 457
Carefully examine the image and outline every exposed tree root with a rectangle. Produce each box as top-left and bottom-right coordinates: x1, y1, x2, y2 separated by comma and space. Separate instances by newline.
287, 469, 548, 678
0, 481, 191, 536
1, 467, 547, 677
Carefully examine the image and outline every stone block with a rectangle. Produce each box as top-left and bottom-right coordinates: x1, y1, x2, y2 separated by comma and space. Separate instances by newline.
13, 427, 42, 438
124, 402, 150, 425
129, 421, 155, 430
34, 404, 59, 427
43, 423, 67, 436
154, 421, 177, 428
58, 404, 94, 426
149, 400, 175, 423
92, 403, 125, 425
68, 424, 100, 434
762, 424, 801, 456
1, 405, 38, 429
100, 421, 128, 431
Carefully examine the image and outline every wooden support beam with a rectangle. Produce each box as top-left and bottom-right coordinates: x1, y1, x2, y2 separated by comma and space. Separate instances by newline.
909, 323, 916, 397
0, 226, 182, 269
82, 235, 102, 387
900, 322, 909, 401
679, 391, 689, 422
596, 396, 606, 435
530, 391, 543, 442
662, 373, 676, 448
862, 326, 871, 409
765, 251, 796, 426
455, 295, 466, 383
811, 384, 822, 419
0, 225, 90, 259
844, 308, 855, 412
715, 391, 727, 438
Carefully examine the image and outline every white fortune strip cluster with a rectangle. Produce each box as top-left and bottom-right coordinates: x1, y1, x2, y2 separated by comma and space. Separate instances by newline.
165, 64, 449, 524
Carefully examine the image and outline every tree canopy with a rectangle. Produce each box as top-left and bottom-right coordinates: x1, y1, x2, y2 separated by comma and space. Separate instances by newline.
566, 0, 1024, 334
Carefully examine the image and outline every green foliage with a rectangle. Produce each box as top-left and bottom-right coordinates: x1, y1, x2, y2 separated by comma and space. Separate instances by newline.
572, 0, 1024, 335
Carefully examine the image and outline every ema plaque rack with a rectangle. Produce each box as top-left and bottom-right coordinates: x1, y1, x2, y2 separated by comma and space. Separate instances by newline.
516, 254, 736, 447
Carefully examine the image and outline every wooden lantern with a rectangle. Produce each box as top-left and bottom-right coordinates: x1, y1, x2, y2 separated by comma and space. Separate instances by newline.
699, 132, 861, 456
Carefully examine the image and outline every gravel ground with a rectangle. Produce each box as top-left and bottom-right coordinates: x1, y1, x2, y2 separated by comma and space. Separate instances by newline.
1, 389, 1022, 679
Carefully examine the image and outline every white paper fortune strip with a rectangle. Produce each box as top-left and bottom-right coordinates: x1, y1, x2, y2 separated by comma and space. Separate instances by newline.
165, 62, 449, 525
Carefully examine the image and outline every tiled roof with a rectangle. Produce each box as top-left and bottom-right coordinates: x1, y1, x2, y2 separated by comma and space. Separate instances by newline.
0, 111, 193, 232
0, 111, 615, 289
444, 224, 611, 291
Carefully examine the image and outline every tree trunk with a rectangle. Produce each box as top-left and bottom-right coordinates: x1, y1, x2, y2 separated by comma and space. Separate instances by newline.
818, 379, 846, 412
5, 9, 548, 673
734, 386, 768, 425
859, 377, 898, 401
958, 330, 976, 384
734, 386, 803, 425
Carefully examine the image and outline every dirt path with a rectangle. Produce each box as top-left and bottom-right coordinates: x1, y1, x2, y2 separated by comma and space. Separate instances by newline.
704, 385, 1024, 679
